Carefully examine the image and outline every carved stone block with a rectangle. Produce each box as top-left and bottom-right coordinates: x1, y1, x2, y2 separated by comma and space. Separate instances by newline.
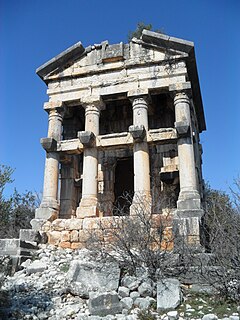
175, 121, 190, 137
40, 137, 57, 151
129, 125, 146, 142
78, 131, 95, 147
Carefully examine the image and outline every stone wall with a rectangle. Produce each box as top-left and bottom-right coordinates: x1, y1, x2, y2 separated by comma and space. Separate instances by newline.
41, 214, 173, 250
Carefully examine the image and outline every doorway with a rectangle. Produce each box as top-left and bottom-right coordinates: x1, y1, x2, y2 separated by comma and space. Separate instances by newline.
114, 157, 134, 215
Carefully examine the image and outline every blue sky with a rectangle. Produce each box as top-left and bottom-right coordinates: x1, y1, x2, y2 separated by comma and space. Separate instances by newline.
1, 0, 239, 197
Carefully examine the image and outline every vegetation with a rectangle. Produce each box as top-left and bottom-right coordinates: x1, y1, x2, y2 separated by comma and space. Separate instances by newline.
0, 164, 39, 238
128, 22, 165, 42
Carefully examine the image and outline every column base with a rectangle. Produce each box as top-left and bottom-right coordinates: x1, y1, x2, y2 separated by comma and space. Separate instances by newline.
35, 207, 58, 221
177, 190, 201, 210
76, 197, 99, 218
130, 192, 152, 215
173, 209, 204, 252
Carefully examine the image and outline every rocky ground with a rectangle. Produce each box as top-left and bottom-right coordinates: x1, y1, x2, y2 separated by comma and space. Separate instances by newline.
0, 245, 239, 320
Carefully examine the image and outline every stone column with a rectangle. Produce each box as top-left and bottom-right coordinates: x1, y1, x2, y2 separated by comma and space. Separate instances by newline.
34, 101, 63, 225
129, 95, 151, 214
174, 92, 200, 210
76, 99, 103, 218
171, 87, 204, 249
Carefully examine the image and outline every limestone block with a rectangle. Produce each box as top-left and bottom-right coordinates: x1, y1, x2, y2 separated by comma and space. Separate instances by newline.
129, 125, 146, 142
71, 242, 85, 250
70, 230, 79, 242
78, 230, 91, 243
61, 231, 70, 242
40, 137, 57, 151
120, 297, 133, 310
138, 282, 153, 297
157, 278, 182, 310
48, 231, 61, 246
88, 291, 122, 316
41, 221, 51, 232
35, 207, 58, 221
26, 260, 47, 274
134, 297, 151, 310
65, 218, 83, 230
121, 275, 141, 291
19, 229, 42, 243
175, 121, 190, 137
52, 219, 66, 231
59, 241, 71, 249
78, 131, 95, 146
30, 218, 47, 231
118, 286, 130, 298
66, 260, 120, 298
82, 217, 100, 229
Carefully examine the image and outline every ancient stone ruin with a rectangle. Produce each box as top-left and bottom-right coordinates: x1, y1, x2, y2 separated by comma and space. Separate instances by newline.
31, 30, 206, 249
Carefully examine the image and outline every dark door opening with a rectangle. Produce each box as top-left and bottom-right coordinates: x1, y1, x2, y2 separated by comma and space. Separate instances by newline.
114, 157, 134, 215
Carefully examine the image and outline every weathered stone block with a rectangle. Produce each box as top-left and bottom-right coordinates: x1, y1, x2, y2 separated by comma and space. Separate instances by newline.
129, 125, 146, 141
59, 241, 71, 249
40, 137, 57, 151
70, 230, 79, 242
157, 278, 182, 310
27, 260, 47, 274
52, 219, 66, 231
78, 131, 95, 146
71, 242, 85, 250
48, 231, 61, 245
175, 121, 190, 136
88, 291, 122, 316
82, 217, 100, 229
19, 229, 41, 243
65, 218, 83, 230
66, 260, 120, 298
61, 231, 70, 242
35, 207, 58, 221
30, 218, 47, 231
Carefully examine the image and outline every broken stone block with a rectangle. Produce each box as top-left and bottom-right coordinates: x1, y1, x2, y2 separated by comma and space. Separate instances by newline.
26, 260, 47, 274
66, 260, 120, 298
157, 278, 182, 310
121, 275, 141, 291
89, 291, 122, 316
138, 281, 153, 297
120, 297, 133, 310
118, 286, 130, 298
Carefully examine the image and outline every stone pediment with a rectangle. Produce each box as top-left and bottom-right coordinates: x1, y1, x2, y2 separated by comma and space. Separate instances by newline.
36, 30, 192, 81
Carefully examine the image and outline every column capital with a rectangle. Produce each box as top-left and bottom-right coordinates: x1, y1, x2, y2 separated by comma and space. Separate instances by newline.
128, 90, 149, 107
44, 100, 63, 112
173, 91, 190, 106
81, 96, 105, 111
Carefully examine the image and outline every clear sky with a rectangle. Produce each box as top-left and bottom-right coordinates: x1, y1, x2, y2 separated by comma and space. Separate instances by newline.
1, 0, 239, 197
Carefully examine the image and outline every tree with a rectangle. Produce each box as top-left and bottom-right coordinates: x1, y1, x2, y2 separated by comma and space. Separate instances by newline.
0, 164, 39, 238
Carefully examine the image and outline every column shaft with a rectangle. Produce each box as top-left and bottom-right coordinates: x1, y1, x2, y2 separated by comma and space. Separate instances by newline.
76, 104, 100, 218
174, 92, 200, 210
130, 97, 151, 214
36, 105, 63, 222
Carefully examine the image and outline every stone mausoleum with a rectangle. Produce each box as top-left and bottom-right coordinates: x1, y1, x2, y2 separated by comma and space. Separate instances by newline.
32, 30, 206, 249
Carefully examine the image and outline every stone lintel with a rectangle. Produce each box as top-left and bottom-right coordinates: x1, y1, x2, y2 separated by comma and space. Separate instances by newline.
129, 125, 146, 141
78, 131, 95, 147
127, 88, 148, 98
169, 82, 191, 93
57, 128, 177, 154
175, 121, 190, 137
174, 209, 204, 219
40, 137, 57, 151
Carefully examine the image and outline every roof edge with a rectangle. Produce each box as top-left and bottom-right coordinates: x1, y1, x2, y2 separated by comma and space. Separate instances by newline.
141, 30, 194, 53
36, 41, 85, 80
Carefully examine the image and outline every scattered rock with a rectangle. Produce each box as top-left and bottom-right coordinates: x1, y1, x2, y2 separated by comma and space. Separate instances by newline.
118, 286, 130, 298
157, 278, 182, 310
88, 291, 123, 316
